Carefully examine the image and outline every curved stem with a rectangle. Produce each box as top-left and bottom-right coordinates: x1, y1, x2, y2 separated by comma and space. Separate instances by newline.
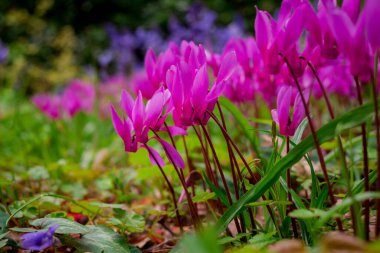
286, 137, 298, 238
309, 62, 360, 237
207, 110, 279, 234
283, 57, 343, 231
143, 144, 184, 232
199, 123, 241, 233
354, 76, 370, 239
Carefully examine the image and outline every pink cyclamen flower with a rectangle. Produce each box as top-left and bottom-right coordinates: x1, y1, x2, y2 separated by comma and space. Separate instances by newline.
271, 85, 306, 136
61, 80, 96, 117
166, 47, 237, 128
325, 0, 373, 78
255, 1, 306, 76
32, 94, 62, 120
111, 89, 185, 168
221, 37, 261, 103
363, 0, 380, 51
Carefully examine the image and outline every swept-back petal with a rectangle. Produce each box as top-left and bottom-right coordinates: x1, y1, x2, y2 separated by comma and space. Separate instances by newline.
327, 10, 354, 57
121, 90, 135, 118
255, 7, 273, 54
191, 65, 209, 112
144, 145, 166, 167
111, 105, 124, 138
364, 0, 380, 49
157, 138, 185, 169
144, 48, 157, 82
132, 91, 145, 136
145, 91, 164, 127
215, 51, 237, 85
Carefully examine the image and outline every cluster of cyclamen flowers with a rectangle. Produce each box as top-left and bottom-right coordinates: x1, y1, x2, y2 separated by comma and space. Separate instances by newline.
111, 41, 237, 167
32, 80, 95, 120
113, 0, 380, 153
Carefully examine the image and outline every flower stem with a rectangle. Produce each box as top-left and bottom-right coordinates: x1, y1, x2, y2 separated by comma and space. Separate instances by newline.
143, 144, 184, 232
286, 137, 298, 238
199, 123, 242, 233
283, 57, 343, 231
371, 50, 380, 236
217, 101, 255, 233
207, 111, 279, 234
354, 76, 370, 239
309, 62, 361, 237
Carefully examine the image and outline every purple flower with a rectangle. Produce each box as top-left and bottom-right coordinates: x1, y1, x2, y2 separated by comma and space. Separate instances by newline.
61, 80, 96, 117
20, 224, 59, 251
0, 41, 8, 63
111, 89, 185, 168
32, 94, 62, 120
271, 86, 306, 137
166, 43, 237, 128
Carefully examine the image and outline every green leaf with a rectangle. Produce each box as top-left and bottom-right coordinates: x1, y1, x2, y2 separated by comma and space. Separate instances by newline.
58, 225, 131, 253
192, 192, 216, 203
0, 232, 8, 240
316, 192, 380, 228
0, 239, 7, 249
248, 232, 278, 249
215, 102, 376, 234
289, 209, 317, 219
0, 211, 9, 233
203, 172, 229, 207
30, 218, 90, 234
9, 227, 38, 233
110, 210, 145, 233
219, 97, 261, 158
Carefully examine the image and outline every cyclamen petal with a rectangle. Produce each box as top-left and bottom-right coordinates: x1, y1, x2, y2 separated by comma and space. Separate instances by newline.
121, 90, 135, 118
111, 106, 124, 138
157, 138, 185, 169
145, 90, 165, 128
255, 8, 273, 54
364, 0, 380, 49
191, 64, 209, 112
144, 145, 166, 167
132, 92, 145, 138
215, 51, 237, 85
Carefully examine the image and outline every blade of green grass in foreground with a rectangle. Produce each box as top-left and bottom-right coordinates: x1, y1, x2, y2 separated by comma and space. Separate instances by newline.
215, 102, 376, 234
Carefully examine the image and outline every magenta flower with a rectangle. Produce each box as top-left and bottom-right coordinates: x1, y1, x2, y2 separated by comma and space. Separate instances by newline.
363, 0, 380, 51
325, 0, 373, 78
32, 94, 62, 120
20, 224, 59, 251
61, 80, 96, 117
166, 48, 237, 128
255, 1, 306, 76
111, 89, 185, 168
271, 86, 306, 137
144, 42, 180, 95
221, 37, 261, 103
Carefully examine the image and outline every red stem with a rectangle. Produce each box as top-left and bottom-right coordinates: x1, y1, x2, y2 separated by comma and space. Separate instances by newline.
143, 143, 183, 232
283, 57, 343, 231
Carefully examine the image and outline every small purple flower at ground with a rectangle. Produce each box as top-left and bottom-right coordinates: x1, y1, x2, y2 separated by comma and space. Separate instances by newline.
20, 224, 59, 251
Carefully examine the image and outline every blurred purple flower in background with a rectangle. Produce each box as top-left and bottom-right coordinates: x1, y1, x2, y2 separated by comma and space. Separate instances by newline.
32, 94, 62, 120
0, 40, 8, 63
97, 3, 246, 79
62, 80, 96, 117
20, 224, 59, 251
